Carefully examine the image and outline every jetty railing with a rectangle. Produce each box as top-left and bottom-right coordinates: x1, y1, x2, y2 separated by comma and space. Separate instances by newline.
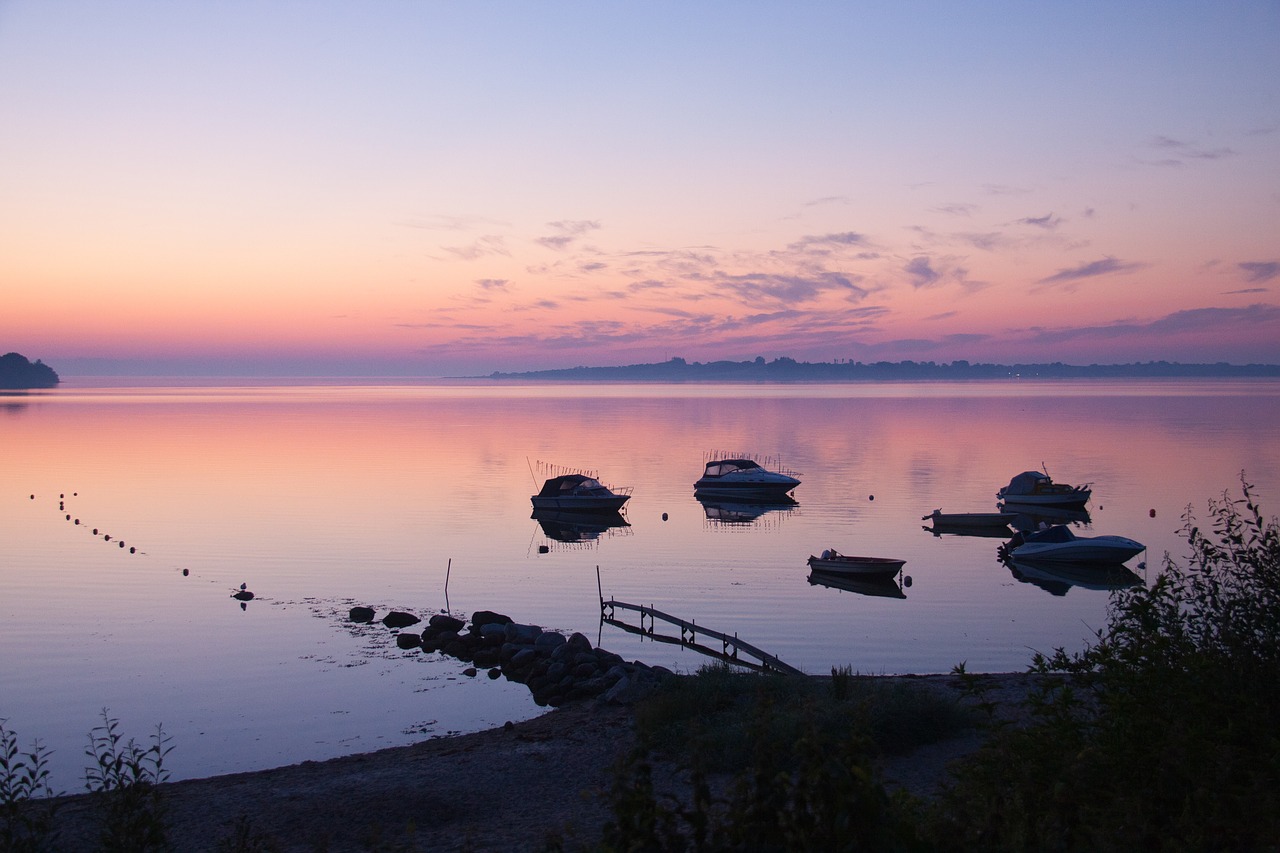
599, 597, 803, 676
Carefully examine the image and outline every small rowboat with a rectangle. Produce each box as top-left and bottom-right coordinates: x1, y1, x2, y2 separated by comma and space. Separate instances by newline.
807, 550, 905, 577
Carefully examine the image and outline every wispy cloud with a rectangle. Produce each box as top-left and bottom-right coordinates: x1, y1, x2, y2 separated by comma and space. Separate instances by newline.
536, 220, 601, 250
786, 231, 867, 252
1037, 256, 1144, 288
444, 235, 510, 260
934, 203, 978, 217
1145, 135, 1237, 166
1240, 261, 1279, 283
1028, 304, 1280, 344
1225, 287, 1269, 295
712, 271, 867, 306
905, 256, 941, 288
1017, 213, 1062, 229
476, 278, 510, 292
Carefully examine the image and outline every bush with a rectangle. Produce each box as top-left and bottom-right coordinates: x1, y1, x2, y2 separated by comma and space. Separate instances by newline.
0, 719, 58, 852
930, 478, 1280, 850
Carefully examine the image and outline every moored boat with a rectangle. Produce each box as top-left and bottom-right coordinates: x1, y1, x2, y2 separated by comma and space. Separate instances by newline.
531, 474, 631, 513
694, 457, 800, 499
997, 470, 1091, 508
923, 509, 1017, 528
807, 549, 905, 577
1008, 525, 1144, 564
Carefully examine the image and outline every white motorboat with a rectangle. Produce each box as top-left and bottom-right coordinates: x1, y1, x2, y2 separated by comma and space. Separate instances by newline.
694, 458, 800, 498
807, 549, 905, 577
998, 470, 1091, 508
530, 474, 631, 513
1009, 525, 1144, 564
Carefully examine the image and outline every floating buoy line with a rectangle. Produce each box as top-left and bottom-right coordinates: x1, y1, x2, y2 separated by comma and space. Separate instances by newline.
27, 488, 257, 609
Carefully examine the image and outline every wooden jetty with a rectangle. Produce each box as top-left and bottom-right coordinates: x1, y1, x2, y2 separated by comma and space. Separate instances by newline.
599, 597, 802, 676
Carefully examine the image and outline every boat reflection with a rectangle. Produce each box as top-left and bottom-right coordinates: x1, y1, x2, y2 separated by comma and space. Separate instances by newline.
807, 569, 907, 599
1001, 503, 1092, 532
531, 509, 631, 544
1004, 558, 1144, 596
697, 495, 798, 527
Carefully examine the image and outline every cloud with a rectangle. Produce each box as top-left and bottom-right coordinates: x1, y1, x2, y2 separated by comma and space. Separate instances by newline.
476, 278, 510, 291
1027, 304, 1280, 344
1017, 213, 1062, 229
1224, 287, 1269, 295
1037, 256, 1145, 287
1146, 135, 1237, 165
905, 256, 941, 288
1240, 261, 1279, 283
713, 271, 867, 305
444, 235, 510, 260
786, 231, 868, 252
802, 195, 850, 207
536, 219, 601, 250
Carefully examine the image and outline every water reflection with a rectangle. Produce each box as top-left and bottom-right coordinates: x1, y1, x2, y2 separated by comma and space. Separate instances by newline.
531, 509, 631, 544
697, 495, 798, 526
807, 569, 907, 599
1004, 559, 1145, 596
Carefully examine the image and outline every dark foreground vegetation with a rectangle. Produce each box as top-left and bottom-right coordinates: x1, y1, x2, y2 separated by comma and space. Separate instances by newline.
4, 479, 1277, 851
0, 353, 59, 389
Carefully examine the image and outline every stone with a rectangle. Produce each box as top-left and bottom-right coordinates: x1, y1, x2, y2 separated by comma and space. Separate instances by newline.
470, 610, 512, 630
382, 611, 421, 630
428, 614, 465, 633
395, 633, 421, 650
348, 606, 376, 623
504, 623, 542, 644
534, 631, 567, 652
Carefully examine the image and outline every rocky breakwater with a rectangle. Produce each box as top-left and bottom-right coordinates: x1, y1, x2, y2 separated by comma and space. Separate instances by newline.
348, 606, 673, 707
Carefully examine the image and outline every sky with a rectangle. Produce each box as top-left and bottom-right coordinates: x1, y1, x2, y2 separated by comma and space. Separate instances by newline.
1, 1, 1278, 377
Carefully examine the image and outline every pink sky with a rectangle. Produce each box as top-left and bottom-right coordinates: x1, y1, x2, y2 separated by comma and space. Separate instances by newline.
2, 2, 1277, 376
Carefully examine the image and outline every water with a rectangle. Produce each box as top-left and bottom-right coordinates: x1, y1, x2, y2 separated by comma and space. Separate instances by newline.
3, 378, 1278, 791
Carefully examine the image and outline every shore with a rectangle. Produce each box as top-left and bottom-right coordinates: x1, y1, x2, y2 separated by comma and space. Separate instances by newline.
33, 673, 1032, 852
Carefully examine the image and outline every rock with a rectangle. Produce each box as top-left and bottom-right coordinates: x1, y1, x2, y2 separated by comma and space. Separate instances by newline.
534, 631, 567, 652
472, 648, 501, 668
428, 614, 465, 633
470, 610, 512, 630
566, 632, 592, 653
348, 606, 376, 623
487, 668, 502, 680
478, 623, 507, 644
383, 611, 421, 630
463, 667, 477, 678
396, 633, 421, 650
504, 623, 542, 644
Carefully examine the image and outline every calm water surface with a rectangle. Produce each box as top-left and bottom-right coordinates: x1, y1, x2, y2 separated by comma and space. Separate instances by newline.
3, 379, 1279, 790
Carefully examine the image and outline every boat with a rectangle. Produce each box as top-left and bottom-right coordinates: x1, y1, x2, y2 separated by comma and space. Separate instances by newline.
694, 457, 800, 499
530, 474, 631, 513
923, 509, 1016, 528
997, 470, 1091, 508
1008, 525, 1144, 565
807, 549, 905, 577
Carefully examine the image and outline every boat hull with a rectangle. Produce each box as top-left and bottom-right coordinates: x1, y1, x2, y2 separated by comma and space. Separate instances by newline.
807, 555, 905, 577
530, 495, 630, 513
1011, 539, 1144, 564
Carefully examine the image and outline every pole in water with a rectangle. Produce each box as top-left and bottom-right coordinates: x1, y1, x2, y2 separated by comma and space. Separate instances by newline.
443, 557, 452, 614
595, 564, 603, 608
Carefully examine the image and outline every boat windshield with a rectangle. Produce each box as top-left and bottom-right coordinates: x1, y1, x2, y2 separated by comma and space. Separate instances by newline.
704, 459, 762, 477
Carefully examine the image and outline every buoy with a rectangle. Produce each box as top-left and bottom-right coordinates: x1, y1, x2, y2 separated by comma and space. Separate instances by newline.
65, 514, 71, 520
904, 575, 913, 587
93, 528, 99, 535
74, 519, 80, 525
129, 547, 136, 554
661, 512, 668, 521
118, 541, 125, 548
868, 495, 875, 501
1149, 508, 1156, 518
232, 590, 254, 601
29, 495, 34, 500
538, 544, 550, 553
104, 535, 110, 541
59, 493, 64, 499
182, 568, 189, 576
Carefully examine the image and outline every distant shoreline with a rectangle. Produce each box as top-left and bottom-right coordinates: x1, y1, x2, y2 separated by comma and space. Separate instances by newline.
482, 357, 1280, 382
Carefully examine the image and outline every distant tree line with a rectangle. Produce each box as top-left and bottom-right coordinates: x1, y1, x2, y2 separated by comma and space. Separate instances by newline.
487, 356, 1280, 382
0, 352, 59, 389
